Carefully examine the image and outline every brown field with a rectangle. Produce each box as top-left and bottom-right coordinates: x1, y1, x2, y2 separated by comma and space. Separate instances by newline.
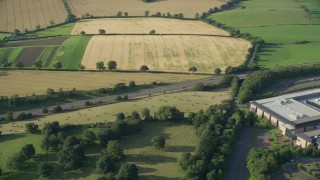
81, 35, 251, 73
69, 0, 228, 18
71, 18, 230, 35
0, 0, 68, 32
16, 47, 44, 66
0, 70, 210, 96
4, 37, 68, 47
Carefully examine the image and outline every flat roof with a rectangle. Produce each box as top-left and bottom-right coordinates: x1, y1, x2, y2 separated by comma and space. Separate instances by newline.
253, 89, 320, 123
297, 129, 320, 143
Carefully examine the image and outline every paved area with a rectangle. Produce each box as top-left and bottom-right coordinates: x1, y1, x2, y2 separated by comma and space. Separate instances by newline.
227, 127, 269, 180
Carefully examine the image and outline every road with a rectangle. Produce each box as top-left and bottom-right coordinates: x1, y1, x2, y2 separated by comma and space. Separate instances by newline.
227, 127, 269, 180
3, 74, 247, 119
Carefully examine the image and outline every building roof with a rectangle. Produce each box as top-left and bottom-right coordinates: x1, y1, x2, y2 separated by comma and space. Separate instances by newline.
297, 129, 320, 144
252, 89, 320, 126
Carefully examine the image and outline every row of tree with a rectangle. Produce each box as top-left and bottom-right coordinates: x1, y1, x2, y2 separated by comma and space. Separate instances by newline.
237, 63, 320, 104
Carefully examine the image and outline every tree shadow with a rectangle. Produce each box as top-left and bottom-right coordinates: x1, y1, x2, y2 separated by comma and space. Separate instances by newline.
124, 154, 177, 165
167, 145, 195, 153
138, 166, 157, 174
0, 133, 26, 143
2, 171, 40, 180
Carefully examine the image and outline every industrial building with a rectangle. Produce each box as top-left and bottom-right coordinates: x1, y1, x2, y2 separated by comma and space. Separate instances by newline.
250, 89, 320, 148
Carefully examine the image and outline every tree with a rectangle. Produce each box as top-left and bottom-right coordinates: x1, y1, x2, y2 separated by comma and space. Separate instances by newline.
67, 14, 77, 22
58, 144, 85, 169
38, 162, 53, 177
53, 61, 63, 69
230, 76, 240, 97
155, 106, 184, 121
117, 11, 123, 17
141, 108, 152, 120
124, 12, 128, 17
149, 30, 156, 35
116, 113, 125, 121
116, 163, 139, 180
107, 61, 117, 70
214, 68, 222, 75
115, 95, 122, 101
98, 128, 116, 147
99, 29, 106, 34
63, 136, 80, 147
6, 111, 13, 121
36, 24, 41, 30
129, 81, 136, 88
2, 59, 11, 69
25, 123, 40, 134
42, 107, 49, 114
13, 29, 21, 36
195, 13, 200, 19
42, 121, 60, 135
52, 104, 63, 113
188, 66, 197, 73
21, 144, 35, 159
49, 20, 55, 26
34, 61, 43, 69
79, 64, 86, 70
145, 10, 149, 16
80, 31, 86, 35
81, 130, 96, 145
96, 155, 114, 174
6, 152, 27, 169
151, 136, 165, 148
140, 65, 149, 72
16, 62, 24, 69
96, 61, 106, 71
103, 140, 124, 161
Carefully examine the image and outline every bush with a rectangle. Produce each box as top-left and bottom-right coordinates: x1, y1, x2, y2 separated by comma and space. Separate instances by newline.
103, 140, 124, 161
17, 112, 32, 120
151, 136, 165, 149
52, 104, 63, 113
149, 30, 156, 35
129, 81, 136, 88
38, 162, 54, 177
42, 107, 49, 114
85, 101, 91, 106
6, 152, 27, 169
155, 106, 184, 121
96, 155, 114, 174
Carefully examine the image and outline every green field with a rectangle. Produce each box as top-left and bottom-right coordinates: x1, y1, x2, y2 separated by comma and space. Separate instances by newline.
0, 91, 230, 134
50, 36, 91, 69
211, 0, 320, 68
0, 47, 24, 64
35, 23, 75, 37
35, 46, 57, 66
0, 33, 10, 40
257, 42, 320, 68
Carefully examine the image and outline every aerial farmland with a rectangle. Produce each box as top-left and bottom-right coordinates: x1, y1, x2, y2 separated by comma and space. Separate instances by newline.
2, 0, 320, 179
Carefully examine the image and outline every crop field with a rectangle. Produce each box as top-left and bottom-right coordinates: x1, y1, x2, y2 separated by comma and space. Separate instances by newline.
0, 33, 10, 39
4, 36, 68, 47
71, 18, 230, 35
0, 47, 24, 64
0, 0, 68, 32
121, 121, 198, 179
81, 35, 250, 73
69, 0, 228, 19
35, 23, 76, 37
50, 36, 91, 69
0, 90, 230, 134
0, 70, 210, 96
35, 46, 58, 66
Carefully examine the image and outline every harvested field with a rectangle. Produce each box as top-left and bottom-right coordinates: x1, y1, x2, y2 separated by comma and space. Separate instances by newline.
0, 0, 68, 32
69, 0, 228, 18
0, 70, 210, 96
0, 91, 229, 134
81, 35, 250, 73
71, 18, 230, 35
16, 47, 44, 66
4, 37, 68, 47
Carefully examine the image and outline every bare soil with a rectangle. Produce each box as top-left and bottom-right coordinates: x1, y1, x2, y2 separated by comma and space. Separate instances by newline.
17, 47, 44, 66
4, 37, 68, 47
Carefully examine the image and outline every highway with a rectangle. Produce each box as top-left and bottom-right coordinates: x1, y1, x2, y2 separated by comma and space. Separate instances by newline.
2, 74, 247, 119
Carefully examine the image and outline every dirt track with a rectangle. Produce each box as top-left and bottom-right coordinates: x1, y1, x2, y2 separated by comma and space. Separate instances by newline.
4, 37, 68, 47
17, 47, 44, 66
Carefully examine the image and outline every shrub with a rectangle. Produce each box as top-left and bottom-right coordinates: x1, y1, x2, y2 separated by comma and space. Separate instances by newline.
96, 155, 114, 174
116, 163, 139, 180
38, 162, 54, 177
151, 136, 165, 149
103, 140, 124, 161
52, 104, 63, 113
149, 30, 156, 35
42, 107, 49, 114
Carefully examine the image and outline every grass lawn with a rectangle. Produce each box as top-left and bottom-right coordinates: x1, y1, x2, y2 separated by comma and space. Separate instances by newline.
257, 42, 320, 68
121, 121, 198, 179
50, 36, 91, 69
35, 23, 75, 37
0, 91, 230, 134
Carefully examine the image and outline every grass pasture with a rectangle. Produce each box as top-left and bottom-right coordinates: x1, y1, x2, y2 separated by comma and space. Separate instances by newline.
35, 46, 57, 66
50, 36, 91, 69
0, 70, 210, 96
35, 23, 76, 38
69, 0, 228, 18
71, 18, 229, 36
121, 121, 198, 179
81, 35, 250, 73
0, 0, 68, 32
0, 47, 24, 64
0, 91, 230, 134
